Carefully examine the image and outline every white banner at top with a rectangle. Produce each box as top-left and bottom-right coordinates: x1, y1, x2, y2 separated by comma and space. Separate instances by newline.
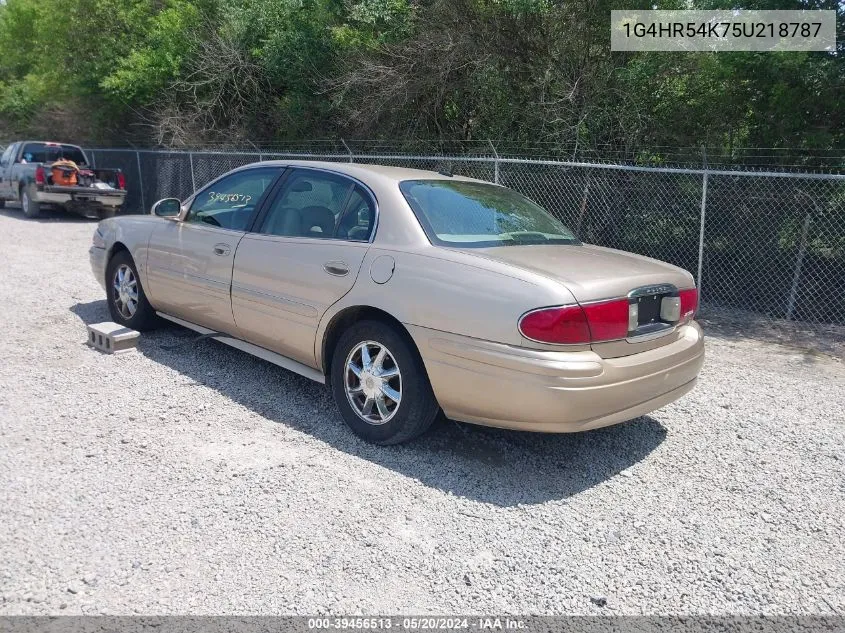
611, 10, 837, 52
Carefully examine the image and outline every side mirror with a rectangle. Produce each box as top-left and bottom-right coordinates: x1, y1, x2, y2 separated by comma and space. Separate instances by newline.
152, 198, 181, 218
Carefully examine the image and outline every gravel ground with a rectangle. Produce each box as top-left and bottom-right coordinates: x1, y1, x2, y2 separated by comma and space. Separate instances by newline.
0, 207, 843, 616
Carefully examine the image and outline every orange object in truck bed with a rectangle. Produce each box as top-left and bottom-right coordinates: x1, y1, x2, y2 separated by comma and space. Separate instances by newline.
51, 160, 79, 186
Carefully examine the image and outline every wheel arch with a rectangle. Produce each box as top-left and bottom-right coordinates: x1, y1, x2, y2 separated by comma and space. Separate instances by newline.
320, 305, 422, 382
108, 240, 129, 259
103, 241, 131, 287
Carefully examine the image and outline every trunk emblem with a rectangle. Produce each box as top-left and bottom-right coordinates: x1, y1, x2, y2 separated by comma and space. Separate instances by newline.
628, 283, 676, 298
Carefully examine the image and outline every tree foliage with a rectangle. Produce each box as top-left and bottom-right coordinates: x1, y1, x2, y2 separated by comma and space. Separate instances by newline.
0, 0, 842, 158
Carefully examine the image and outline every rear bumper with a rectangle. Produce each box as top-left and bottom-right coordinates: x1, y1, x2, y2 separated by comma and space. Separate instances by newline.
36, 188, 125, 208
89, 246, 107, 290
410, 322, 705, 432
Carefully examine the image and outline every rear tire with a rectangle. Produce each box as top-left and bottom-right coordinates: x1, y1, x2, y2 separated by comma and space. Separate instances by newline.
21, 186, 40, 218
98, 208, 116, 220
0, 199, 5, 209
330, 320, 439, 445
105, 250, 159, 331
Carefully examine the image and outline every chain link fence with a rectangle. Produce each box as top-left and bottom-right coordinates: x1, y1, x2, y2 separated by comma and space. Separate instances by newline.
85, 147, 845, 344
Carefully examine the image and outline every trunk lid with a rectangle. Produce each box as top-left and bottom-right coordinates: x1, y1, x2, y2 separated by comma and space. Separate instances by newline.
461, 243, 696, 357
465, 243, 693, 303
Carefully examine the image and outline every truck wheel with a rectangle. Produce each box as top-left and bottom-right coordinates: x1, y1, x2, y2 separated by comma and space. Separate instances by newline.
21, 187, 40, 219
98, 208, 116, 220
0, 199, 5, 209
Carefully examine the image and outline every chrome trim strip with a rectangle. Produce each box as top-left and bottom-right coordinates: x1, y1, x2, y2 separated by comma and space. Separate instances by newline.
626, 325, 677, 343
627, 283, 678, 299
230, 283, 318, 318
578, 296, 627, 307
238, 234, 372, 248
147, 267, 230, 292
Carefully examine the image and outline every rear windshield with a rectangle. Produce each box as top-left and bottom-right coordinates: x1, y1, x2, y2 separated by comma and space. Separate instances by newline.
20, 143, 87, 166
399, 180, 579, 248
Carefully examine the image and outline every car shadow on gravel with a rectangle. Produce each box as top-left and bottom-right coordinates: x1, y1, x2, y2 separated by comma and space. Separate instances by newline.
71, 300, 667, 506
0, 205, 95, 223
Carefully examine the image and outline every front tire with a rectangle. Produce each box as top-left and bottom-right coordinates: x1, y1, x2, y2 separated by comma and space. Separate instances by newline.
105, 250, 159, 331
98, 207, 117, 220
21, 187, 40, 218
331, 320, 439, 445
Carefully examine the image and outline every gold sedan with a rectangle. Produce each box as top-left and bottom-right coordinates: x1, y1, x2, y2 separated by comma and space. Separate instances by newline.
89, 161, 704, 444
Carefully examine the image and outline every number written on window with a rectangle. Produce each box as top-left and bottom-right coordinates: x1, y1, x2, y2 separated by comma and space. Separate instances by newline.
207, 191, 253, 207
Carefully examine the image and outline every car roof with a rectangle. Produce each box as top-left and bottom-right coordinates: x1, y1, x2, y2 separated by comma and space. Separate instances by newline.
253, 159, 490, 185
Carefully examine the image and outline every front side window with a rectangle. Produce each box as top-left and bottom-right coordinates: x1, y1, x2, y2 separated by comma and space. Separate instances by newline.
186, 167, 281, 231
400, 180, 579, 248
259, 169, 374, 241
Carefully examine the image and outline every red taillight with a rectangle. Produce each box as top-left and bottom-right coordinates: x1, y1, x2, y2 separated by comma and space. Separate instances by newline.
116, 172, 126, 190
519, 305, 591, 344
519, 298, 630, 345
35, 166, 45, 185
581, 299, 630, 341
679, 288, 698, 320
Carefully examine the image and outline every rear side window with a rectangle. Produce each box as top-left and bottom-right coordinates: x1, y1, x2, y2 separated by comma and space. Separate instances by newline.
400, 179, 579, 248
259, 169, 375, 241
20, 143, 87, 165
0, 145, 12, 166
336, 186, 376, 241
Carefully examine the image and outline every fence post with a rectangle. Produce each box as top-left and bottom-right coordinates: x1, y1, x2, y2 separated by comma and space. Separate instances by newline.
341, 138, 353, 163
786, 212, 812, 321
189, 152, 197, 192
488, 140, 500, 184
696, 171, 708, 297
136, 151, 147, 215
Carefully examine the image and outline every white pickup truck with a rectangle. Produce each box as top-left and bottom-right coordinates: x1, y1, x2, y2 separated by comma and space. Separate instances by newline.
0, 141, 127, 219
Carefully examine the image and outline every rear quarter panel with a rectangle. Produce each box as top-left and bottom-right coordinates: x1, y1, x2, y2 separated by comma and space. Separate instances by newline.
315, 245, 585, 368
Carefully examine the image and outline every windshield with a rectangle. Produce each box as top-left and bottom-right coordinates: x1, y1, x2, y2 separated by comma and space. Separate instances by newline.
20, 143, 87, 166
399, 180, 579, 248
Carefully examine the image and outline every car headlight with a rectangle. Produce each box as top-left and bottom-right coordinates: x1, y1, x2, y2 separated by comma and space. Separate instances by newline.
92, 228, 106, 249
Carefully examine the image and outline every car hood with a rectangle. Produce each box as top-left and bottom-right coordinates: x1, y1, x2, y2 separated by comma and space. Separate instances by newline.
461, 243, 695, 303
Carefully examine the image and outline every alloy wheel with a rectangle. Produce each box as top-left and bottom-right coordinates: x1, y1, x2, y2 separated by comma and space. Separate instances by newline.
112, 264, 139, 319
344, 340, 402, 425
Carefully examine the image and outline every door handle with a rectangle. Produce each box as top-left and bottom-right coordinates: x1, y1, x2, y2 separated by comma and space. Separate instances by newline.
213, 243, 231, 256
323, 261, 349, 276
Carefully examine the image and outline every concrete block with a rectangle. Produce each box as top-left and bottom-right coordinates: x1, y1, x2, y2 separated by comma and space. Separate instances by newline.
86, 322, 140, 354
